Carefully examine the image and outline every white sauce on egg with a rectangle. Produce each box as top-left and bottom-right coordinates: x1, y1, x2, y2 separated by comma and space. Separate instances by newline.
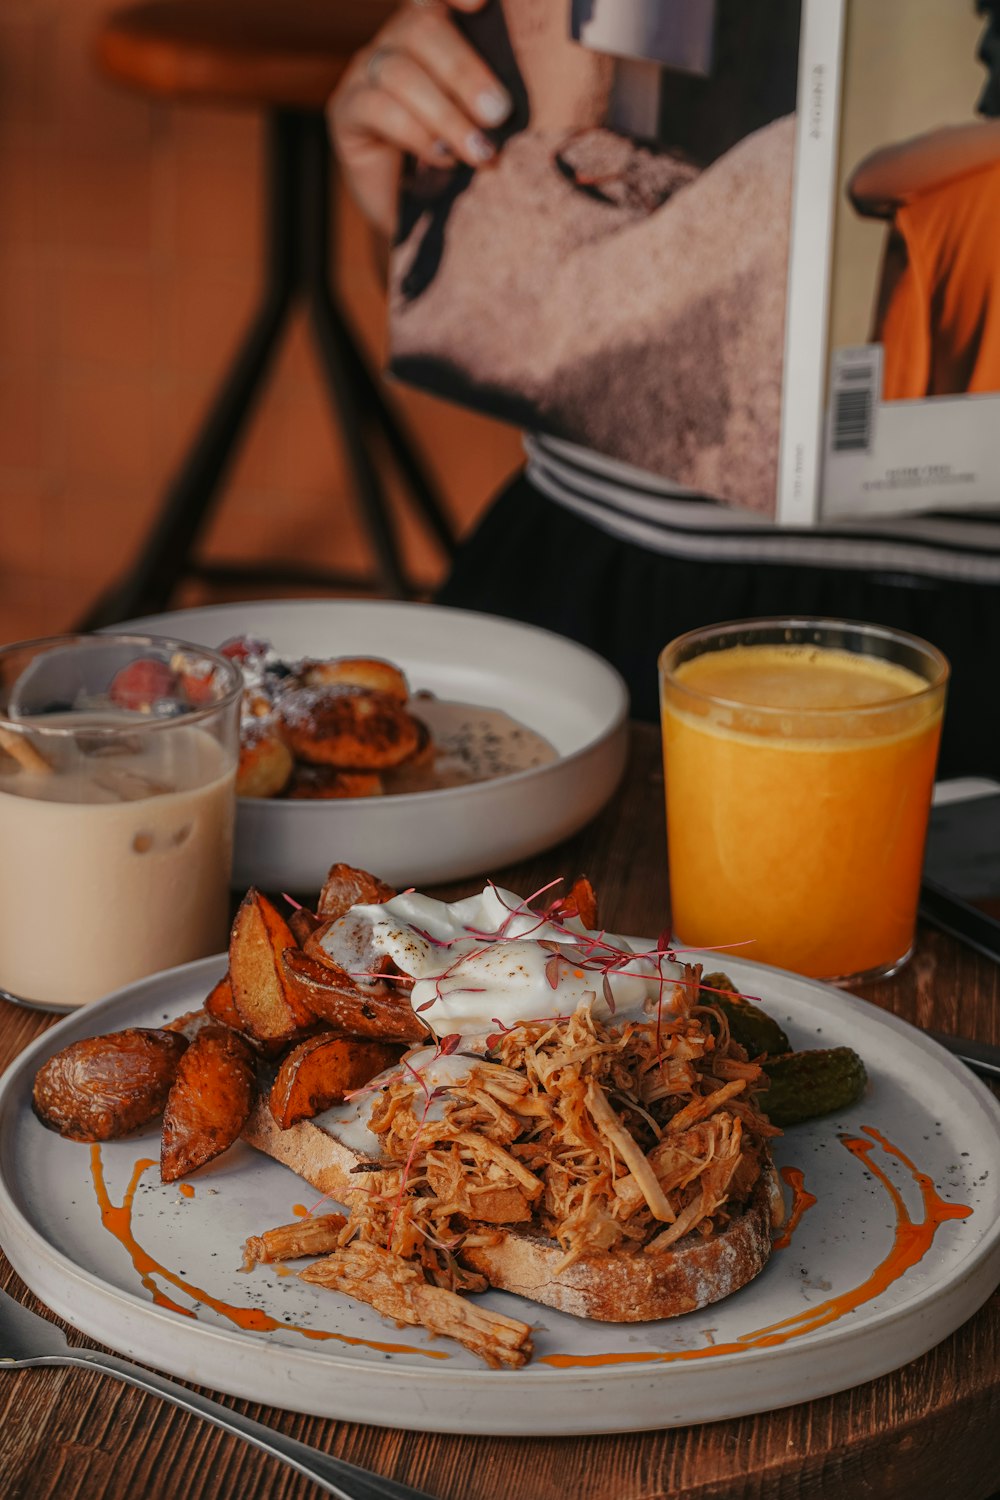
332, 885, 683, 1046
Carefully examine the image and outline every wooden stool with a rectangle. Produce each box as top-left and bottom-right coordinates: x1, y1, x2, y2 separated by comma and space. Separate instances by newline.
80, 0, 456, 628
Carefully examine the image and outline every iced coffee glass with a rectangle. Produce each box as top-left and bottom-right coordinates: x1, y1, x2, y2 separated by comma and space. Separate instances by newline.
659, 618, 949, 983
0, 633, 242, 1007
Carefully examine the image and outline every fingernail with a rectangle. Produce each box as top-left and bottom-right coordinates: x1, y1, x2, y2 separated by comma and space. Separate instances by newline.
466, 130, 495, 163
476, 88, 511, 126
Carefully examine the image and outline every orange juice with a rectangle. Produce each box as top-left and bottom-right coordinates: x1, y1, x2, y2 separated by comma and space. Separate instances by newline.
661, 633, 947, 980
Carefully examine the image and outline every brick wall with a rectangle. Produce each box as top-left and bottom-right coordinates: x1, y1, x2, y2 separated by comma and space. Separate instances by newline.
0, 0, 523, 642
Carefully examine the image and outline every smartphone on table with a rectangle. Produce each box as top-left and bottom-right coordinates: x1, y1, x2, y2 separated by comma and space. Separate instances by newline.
922, 778, 1000, 962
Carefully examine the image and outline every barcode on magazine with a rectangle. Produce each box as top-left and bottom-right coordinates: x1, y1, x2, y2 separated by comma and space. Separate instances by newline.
829, 346, 884, 455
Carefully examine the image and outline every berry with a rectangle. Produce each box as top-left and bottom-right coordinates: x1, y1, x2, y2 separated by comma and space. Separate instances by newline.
108, 658, 177, 711
177, 666, 218, 706
220, 636, 268, 665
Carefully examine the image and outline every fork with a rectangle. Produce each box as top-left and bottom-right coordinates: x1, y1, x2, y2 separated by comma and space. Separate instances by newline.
0, 1287, 436, 1500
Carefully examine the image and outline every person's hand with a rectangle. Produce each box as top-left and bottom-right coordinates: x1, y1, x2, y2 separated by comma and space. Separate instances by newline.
329, 0, 512, 237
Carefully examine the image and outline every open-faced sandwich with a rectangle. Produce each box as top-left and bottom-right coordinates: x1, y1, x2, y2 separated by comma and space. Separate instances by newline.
31, 865, 866, 1368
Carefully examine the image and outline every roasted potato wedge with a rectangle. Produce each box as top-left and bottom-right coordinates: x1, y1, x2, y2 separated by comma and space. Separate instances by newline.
317, 863, 396, 921
229, 889, 316, 1043
288, 906, 322, 947
204, 973, 242, 1029
269, 1035, 403, 1129
548, 876, 599, 931
161, 1026, 256, 1182
203, 971, 287, 1058
301, 915, 400, 1005
163, 1007, 215, 1038
281, 948, 428, 1043
33, 1028, 188, 1142
301, 918, 342, 969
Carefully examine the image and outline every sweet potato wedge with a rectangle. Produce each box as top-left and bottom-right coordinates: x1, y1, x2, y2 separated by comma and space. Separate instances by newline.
300, 918, 343, 970
316, 864, 396, 921
163, 1007, 214, 1038
229, 889, 316, 1043
161, 1026, 256, 1182
268, 1034, 403, 1130
204, 972, 242, 1029
300, 916, 401, 990
33, 1028, 188, 1142
548, 876, 599, 930
288, 906, 322, 947
201, 971, 286, 1058
280, 948, 428, 1043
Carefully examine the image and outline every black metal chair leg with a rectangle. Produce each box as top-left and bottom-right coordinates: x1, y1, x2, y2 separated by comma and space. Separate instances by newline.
299, 113, 410, 599
75, 107, 458, 631
308, 288, 409, 599
296, 114, 452, 570
78, 293, 291, 628
331, 304, 458, 561
76, 113, 302, 630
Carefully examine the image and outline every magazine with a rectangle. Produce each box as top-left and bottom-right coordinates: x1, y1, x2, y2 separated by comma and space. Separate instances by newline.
386, 0, 847, 523
820, 0, 1000, 522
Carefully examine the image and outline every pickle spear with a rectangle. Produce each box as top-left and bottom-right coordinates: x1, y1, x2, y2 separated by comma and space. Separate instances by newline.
760, 1048, 868, 1127
699, 971, 791, 1059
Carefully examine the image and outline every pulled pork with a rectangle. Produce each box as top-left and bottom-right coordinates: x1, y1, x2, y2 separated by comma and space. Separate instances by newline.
290, 972, 778, 1365
363, 980, 774, 1269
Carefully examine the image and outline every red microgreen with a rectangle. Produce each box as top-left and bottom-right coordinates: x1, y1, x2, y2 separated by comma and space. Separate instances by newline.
401, 1053, 434, 1104
670, 938, 757, 955
385, 1041, 469, 1253
343, 1067, 405, 1103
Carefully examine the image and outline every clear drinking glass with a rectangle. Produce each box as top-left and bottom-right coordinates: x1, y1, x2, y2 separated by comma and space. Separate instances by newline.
659, 618, 949, 983
0, 633, 242, 1007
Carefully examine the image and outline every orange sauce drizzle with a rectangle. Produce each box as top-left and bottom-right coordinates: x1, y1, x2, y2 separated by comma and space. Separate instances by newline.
292, 1204, 309, 1218
772, 1165, 817, 1251
541, 1127, 972, 1369
89, 1148, 447, 1360
177, 1183, 195, 1200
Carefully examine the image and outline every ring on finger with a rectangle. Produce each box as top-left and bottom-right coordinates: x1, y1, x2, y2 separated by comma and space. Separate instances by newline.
365, 44, 401, 88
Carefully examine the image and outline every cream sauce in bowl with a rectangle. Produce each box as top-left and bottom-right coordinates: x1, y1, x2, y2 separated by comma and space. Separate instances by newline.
382, 699, 558, 794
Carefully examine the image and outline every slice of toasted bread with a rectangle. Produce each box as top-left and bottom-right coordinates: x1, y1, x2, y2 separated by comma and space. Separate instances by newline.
460, 1170, 778, 1321
242, 1100, 780, 1323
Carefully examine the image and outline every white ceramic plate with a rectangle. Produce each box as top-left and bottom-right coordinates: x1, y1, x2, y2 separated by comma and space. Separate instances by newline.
117, 600, 629, 890
1, 953, 998, 1436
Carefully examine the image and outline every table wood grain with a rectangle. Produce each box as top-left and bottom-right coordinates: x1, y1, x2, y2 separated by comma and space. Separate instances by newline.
2, 724, 999, 1500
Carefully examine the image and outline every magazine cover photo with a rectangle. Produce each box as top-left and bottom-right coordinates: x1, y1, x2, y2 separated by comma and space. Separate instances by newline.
823, 0, 1000, 518
386, 0, 814, 517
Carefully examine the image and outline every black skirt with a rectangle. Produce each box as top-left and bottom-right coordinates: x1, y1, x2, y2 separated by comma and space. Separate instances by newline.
436, 472, 1000, 781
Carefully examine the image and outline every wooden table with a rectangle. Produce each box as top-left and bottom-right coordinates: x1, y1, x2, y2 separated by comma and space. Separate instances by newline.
2, 724, 999, 1500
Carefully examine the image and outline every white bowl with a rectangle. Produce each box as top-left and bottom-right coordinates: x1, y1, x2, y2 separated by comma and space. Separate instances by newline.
119, 600, 629, 892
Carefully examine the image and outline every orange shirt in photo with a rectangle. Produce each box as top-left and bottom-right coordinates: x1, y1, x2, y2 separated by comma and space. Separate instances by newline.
877, 158, 1000, 399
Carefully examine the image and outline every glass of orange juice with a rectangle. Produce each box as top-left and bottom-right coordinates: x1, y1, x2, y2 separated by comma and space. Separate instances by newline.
659, 618, 949, 983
